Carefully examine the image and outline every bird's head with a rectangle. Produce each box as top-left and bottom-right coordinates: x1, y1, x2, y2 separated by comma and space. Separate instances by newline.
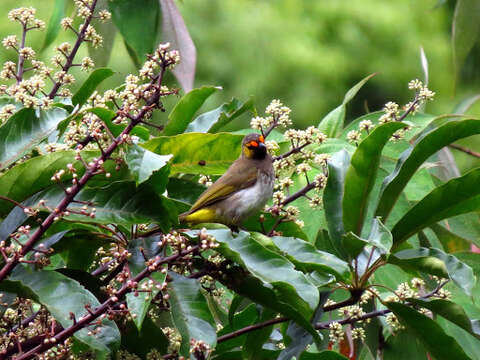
242, 133, 267, 160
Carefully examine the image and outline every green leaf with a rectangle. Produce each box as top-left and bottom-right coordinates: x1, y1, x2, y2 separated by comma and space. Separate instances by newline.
7, 265, 120, 354
383, 330, 427, 360
142, 133, 243, 175
376, 118, 480, 222
0, 107, 68, 170
87, 107, 150, 141
121, 317, 169, 357
409, 298, 480, 339
318, 73, 376, 137
216, 304, 259, 354
269, 235, 350, 280
430, 223, 470, 253
42, 0, 66, 51
301, 351, 348, 360
452, 0, 480, 79
195, 230, 319, 322
323, 149, 350, 258
343, 122, 406, 235
169, 272, 217, 357
125, 144, 172, 185
279, 292, 329, 360
342, 218, 392, 259
36, 181, 178, 230
243, 307, 276, 359
108, 0, 160, 65
186, 97, 254, 133
391, 167, 480, 246
0, 151, 93, 216
385, 302, 472, 360
126, 236, 165, 331
162, 86, 221, 136
391, 247, 475, 295
0, 203, 28, 241
72, 68, 115, 106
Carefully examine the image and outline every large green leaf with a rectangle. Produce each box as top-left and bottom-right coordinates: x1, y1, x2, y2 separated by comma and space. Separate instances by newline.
376, 118, 480, 221
125, 143, 172, 185
163, 86, 221, 136
0, 151, 92, 215
126, 236, 165, 331
342, 217, 392, 259
72, 68, 115, 106
343, 122, 405, 235
186, 97, 254, 133
142, 133, 243, 175
87, 107, 150, 141
318, 73, 375, 137
6, 265, 120, 354
391, 247, 475, 295
207, 230, 319, 313
430, 223, 470, 253
278, 292, 329, 360
323, 150, 350, 258
383, 331, 427, 360
268, 235, 350, 280
243, 307, 276, 360
0, 107, 68, 170
121, 317, 169, 357
169, 272, 217, 357
216, 303, 258, 354
35, 181, 178, 230
41, 0, 66, 51
409, 298, 480, 339
391, 167, 480, 246
385, 302, 471, 360
108, 0, 160, 66
452, 0, 480, 79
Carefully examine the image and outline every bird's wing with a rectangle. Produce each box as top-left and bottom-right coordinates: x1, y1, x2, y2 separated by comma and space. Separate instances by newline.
187, 160, 258, 214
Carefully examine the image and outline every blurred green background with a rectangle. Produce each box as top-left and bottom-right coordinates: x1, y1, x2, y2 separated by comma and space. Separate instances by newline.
1, 0, 480, 169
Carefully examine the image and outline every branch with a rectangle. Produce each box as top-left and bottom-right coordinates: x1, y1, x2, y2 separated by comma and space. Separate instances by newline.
273, 142, 309, 162
448, 144, 480, 159
6, 246, 199, 360
16, 24, 28, 83
0, 65, 170, 283
47, 0, 98, 99
203, 283, 448, 349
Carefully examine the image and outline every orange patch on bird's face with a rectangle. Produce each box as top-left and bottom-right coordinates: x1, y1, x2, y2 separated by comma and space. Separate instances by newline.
259, 135, 264, 143
249, 141, 259, 147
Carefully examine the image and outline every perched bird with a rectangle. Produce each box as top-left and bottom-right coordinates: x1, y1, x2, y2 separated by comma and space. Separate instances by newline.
179, 133, 274, 226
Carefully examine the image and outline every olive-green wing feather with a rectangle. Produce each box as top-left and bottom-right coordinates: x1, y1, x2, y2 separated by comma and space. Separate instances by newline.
187, 159, 258, 214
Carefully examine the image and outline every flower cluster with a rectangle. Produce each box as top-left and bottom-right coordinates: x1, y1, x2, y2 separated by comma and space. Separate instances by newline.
0, 2, 110, 119
250, 99, 292, 132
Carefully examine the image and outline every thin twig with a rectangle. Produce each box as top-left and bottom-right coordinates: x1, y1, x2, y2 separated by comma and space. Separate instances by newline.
47, 0, 98, 99
448, 144, 480, 158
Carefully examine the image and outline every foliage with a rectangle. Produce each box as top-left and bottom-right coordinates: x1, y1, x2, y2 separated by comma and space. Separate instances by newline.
0, 1, 480, 360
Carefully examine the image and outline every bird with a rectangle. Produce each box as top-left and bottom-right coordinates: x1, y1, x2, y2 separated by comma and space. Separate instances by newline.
179, 133, 275, 227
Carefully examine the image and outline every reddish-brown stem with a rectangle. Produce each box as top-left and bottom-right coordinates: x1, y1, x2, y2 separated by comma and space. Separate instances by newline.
0, 63, 169, 282
273, 142, 309, 162
47, 0, 98, 99
449, 143, 480, 159
281, 181, 317, 206
8, 246, 199, 360
16, 24, 27, 83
